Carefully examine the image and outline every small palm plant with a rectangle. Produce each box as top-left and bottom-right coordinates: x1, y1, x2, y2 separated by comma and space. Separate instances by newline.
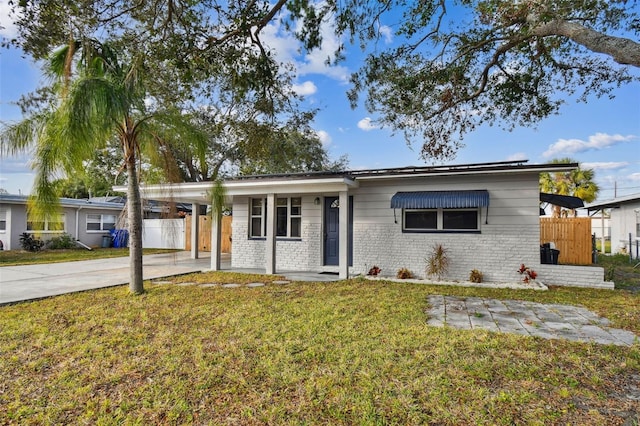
426, 243, 449, 281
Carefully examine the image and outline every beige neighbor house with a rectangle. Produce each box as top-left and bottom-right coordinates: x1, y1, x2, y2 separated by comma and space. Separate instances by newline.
0, 194, 124, 250
131, 160, 612, 289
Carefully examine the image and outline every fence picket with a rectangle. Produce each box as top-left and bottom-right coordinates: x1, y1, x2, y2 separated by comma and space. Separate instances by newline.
540, 217, 592, 265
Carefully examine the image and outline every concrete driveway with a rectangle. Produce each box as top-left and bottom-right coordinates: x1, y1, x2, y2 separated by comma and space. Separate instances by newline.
0, 252, 213, 305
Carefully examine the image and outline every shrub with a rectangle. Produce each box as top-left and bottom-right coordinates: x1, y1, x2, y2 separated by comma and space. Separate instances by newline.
517, 264, 538, 284
396, 267, 414, 279
368, 265, 381, 276
469, 269, 483, 283
19, 233, 44, 252
46, 233, 77, 250
426, 244, 449, 281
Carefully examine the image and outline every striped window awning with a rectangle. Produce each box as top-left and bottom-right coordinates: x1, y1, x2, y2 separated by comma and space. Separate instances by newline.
390, 190, 490, 209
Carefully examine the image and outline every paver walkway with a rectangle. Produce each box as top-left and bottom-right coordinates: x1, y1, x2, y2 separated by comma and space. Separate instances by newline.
427, 295, 638, 346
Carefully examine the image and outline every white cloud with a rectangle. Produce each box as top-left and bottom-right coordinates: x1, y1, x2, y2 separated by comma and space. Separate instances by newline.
506, 152, 528, 162
0, 0, 20, 38
581, 161, 630, 171
628, 172, 640, 182
316, 130, 332, 147
258, 10, 350, 83
378, 25, 393, 44
543, 133, 636, 158
292, 81, 317, 96
357, 117, 378, 131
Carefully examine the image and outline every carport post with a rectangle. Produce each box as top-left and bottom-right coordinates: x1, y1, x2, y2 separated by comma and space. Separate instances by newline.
210, 212, 221, 270
265, 193, 276, 274
191, 203, 199, 259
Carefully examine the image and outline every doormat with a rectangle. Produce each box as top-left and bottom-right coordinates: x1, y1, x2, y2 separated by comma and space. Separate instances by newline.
319, 271, 339, 275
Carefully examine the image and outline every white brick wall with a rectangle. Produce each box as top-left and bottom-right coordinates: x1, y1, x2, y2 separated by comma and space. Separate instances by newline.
536, 264, 613, 289
351, 223, 538, 282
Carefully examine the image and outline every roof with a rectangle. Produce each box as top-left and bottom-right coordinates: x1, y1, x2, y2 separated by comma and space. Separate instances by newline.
0, 194, 124, 210
585, 193, 640, 211
122, 160, 578, 204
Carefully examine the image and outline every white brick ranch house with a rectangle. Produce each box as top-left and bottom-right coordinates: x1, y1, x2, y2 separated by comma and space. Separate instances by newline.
134, 160, 611, 288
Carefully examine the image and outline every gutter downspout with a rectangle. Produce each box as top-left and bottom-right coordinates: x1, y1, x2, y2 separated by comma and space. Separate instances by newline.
75, 206, 83, 241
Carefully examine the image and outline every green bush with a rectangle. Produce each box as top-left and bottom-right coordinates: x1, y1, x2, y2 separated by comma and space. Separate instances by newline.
46, 233, 77, 250
19, 233, 44, 252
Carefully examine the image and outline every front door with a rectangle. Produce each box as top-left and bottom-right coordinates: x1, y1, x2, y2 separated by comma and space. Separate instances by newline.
324, 197, 340, 265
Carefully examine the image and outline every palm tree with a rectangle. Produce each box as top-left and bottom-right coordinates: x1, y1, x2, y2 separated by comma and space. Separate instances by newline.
1, 39, 203, 293
540, 158, 600, 217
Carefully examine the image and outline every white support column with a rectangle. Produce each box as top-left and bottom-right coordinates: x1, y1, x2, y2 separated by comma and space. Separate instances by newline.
210, 212, 222, 271
600, 210, 606, 254
191, 203, 199, 259
265, 193, 277, 274
339, 191, 349, 279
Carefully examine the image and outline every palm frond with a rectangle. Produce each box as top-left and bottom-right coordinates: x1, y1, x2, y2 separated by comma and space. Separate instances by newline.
0, 114, 46, 156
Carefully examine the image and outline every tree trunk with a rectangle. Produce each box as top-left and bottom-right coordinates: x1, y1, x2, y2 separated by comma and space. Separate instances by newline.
125, 141, 144, 294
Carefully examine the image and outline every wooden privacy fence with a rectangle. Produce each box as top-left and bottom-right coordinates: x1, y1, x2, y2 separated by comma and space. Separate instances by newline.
540, 217, 592, 265
185, 215, 232, 253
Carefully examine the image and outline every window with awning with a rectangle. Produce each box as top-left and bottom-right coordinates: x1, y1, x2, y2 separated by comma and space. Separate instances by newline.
391, 190, 489, 232
390, 190, 490, 209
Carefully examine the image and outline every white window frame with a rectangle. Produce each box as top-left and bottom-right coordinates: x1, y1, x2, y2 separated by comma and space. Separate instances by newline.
276, 197, 301, 238
250, 198, 266, 238
403, 208, 480, 232
86, 213, 117, 232
26, 214, 66, 233
0, 209, 6, 232
249, 197, 302, 239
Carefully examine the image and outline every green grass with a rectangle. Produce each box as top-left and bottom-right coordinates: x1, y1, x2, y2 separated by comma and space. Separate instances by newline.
0, 248, 180, 266
594, 239, 612, 254
1, 274, 638, 425
596, 253, 640, 292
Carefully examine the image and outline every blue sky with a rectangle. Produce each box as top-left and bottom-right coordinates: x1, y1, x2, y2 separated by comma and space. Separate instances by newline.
1, 2, 639, 201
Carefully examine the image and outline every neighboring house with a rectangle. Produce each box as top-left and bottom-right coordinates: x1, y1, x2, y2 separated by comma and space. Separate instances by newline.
0, 194, 124, 250
586, 193, 640, 258
89, 196, 193, 218
133, 160, 611, 289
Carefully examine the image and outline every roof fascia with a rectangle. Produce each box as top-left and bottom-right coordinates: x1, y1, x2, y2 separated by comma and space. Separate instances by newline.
118, 177, 359, 202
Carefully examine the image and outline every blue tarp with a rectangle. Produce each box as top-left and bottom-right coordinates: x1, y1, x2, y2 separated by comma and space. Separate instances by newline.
110, 229, 129, 248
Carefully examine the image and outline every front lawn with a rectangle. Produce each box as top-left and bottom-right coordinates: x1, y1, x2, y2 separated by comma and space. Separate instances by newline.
0, 248, 180, 266
1, 276, 638, 425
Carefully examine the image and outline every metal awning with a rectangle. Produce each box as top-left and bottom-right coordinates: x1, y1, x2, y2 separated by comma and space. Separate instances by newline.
539, 192, 584, 209
390, 190, 490, 209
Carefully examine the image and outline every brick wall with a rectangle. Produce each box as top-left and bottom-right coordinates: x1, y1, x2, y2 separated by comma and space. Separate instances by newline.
352, 223, 538, 282
536, 264, 613, 289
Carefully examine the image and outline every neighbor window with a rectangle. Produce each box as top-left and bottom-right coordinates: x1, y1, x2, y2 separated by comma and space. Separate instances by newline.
250, 197, 302, 238
27, 214, 66, 232
86, 214, 117, 232
0, 209, 6, 231
403, 208, 479, 232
